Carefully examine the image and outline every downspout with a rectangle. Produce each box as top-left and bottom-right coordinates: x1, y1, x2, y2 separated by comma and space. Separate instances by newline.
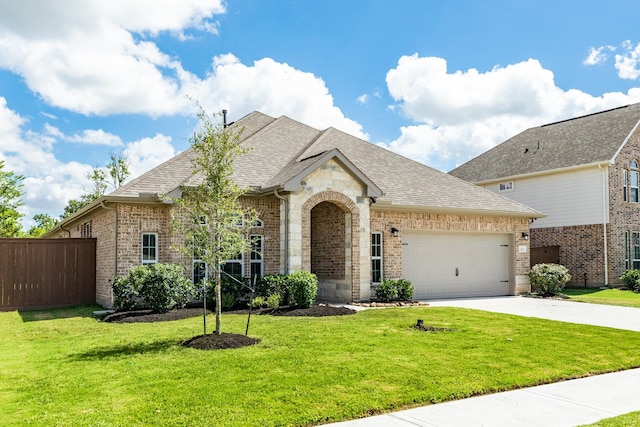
100, 201, 118, 279
273, 189, 289, 274
598, 164, 609, 285
60, 225, 71, 238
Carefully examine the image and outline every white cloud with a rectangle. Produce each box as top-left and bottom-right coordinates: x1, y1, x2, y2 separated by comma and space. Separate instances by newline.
357, 94, 369, 104
186, 54, 368, 139
615, 40, 640, 80
123, 134, 176, 180
383, 54, 640, 171
584, 45, 615, 66
65, 129, 124, 147
0, 0, 225, 116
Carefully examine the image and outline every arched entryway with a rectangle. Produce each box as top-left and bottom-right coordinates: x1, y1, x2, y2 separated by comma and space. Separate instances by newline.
301, 191, 360, 302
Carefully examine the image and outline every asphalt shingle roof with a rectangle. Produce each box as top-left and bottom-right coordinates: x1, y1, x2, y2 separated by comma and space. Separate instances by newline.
112, 111, 541, 217
450, 103, 640, 183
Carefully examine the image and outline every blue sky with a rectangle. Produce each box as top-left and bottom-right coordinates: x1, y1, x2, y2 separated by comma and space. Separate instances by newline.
2, 0, 640, 227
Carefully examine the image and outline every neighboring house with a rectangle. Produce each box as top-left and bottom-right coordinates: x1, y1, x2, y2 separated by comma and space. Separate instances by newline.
45, 112, 542, 307
450, 103, 640, 287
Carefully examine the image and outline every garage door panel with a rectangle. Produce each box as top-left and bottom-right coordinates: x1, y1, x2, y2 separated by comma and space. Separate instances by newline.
402, 232, 510, 299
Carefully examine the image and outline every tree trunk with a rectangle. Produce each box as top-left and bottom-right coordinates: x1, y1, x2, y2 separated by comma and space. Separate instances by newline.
215, 264, 222, 335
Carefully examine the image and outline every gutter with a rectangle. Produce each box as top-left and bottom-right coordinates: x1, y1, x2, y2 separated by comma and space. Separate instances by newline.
273, 188, 289, 274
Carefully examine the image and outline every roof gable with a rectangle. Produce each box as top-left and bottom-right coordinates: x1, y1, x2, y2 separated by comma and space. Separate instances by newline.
450, 103, 640, 183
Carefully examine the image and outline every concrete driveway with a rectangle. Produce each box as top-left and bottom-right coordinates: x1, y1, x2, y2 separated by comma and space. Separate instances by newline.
426, 295, 640, 332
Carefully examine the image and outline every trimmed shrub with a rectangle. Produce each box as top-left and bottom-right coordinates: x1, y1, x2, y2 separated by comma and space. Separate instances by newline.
112, 263, 197, 312
374, 280, 398, 302
251, 296, 266, 309
375, 278, 414, 302
256, 274, 289, 305
265, 293, 281, 309
529, 263, 571, 297
255, 271, 317, 308
620, 269, 640, 291
393, 279, 414, 301
287, 270, 318, 308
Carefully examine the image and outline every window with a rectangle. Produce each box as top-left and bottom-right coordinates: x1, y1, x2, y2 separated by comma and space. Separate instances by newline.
141, 233, 158, 264
631, 161, 639, 203
222, 252, 243, 279
250, 235, 263, 285
252, 218, 264, 228
371, 232, 382, 284
625, 231, 630, 270
498, 181, 514, 192
193, 259, 207, 285
633, 232, 640, 270
80, 220, 92, 238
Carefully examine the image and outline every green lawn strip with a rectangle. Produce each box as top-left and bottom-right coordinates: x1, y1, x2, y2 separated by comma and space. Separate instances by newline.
563, 288, 640, 308
579, 411, 640, 426
2, 306, 640, 426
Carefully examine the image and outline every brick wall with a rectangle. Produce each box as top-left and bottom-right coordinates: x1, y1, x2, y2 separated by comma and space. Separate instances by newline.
311, 201, 346, 280
531, 224, 606, 286
608, 127, 640, 284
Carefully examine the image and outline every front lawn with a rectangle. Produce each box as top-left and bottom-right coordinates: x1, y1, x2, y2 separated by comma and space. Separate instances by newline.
563, 288, 640, 308
3, 306, 640, 426
580, 411, 640, 426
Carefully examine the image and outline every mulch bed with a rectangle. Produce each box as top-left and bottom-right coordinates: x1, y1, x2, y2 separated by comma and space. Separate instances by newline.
181, 333, 260, 350
101, 304, 357, 351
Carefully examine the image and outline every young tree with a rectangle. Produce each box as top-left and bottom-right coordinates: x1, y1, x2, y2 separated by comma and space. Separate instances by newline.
0, 160, 25, 237
106, 151, 130, 190
172, 106, 258, 336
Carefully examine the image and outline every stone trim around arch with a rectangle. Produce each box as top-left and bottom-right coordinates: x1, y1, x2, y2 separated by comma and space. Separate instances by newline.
301, 190, 361, 301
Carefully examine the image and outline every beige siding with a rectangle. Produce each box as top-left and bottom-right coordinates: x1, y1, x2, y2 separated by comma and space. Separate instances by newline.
482, 166, 607, 228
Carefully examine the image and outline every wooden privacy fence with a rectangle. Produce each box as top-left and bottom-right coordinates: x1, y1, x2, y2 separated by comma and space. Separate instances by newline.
0, 239, 96, 311
530, 245, 560, 267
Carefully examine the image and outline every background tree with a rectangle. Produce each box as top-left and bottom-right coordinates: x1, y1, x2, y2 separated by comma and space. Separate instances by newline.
61, 152, 130, 219
0, 160, 25, 237
172, 106, 258, 336
25, 213, 59, 237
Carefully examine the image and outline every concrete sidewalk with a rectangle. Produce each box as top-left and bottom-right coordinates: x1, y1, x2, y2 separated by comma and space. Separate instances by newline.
326, 368, 640, 426
326, 297, 640, 427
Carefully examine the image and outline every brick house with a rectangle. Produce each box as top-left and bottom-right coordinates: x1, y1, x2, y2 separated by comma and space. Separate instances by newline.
450, 103, 640, 287
45, 112, 542, 307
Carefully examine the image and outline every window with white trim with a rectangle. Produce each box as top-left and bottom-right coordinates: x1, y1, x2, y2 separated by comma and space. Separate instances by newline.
633, 232, 640, 270
498, 181, 514, 192
193, 258, 207, 284
624, 170, 628, 202
250, 234, 263, 285
625, 231, 630, 270
222, 252, 243, 279
371, 232, 383, 284
141, 233, 158, 264
631, 161, 639, 203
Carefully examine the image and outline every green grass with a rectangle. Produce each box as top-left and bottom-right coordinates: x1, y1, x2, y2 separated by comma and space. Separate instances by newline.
3, 306, 640, 426
580, 411, 640, 426
563, 288, 640, 308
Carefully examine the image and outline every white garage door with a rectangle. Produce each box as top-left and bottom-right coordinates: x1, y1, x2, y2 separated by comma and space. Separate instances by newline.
402, 231, 511, 299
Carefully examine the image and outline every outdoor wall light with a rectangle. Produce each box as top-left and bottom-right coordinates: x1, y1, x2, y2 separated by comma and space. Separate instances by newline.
521, 232, 529, 241
391, 227, 399, 237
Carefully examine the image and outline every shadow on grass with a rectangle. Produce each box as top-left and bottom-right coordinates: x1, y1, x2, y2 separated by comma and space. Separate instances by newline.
69, 339, 178, 361
19, 304, 103, 322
